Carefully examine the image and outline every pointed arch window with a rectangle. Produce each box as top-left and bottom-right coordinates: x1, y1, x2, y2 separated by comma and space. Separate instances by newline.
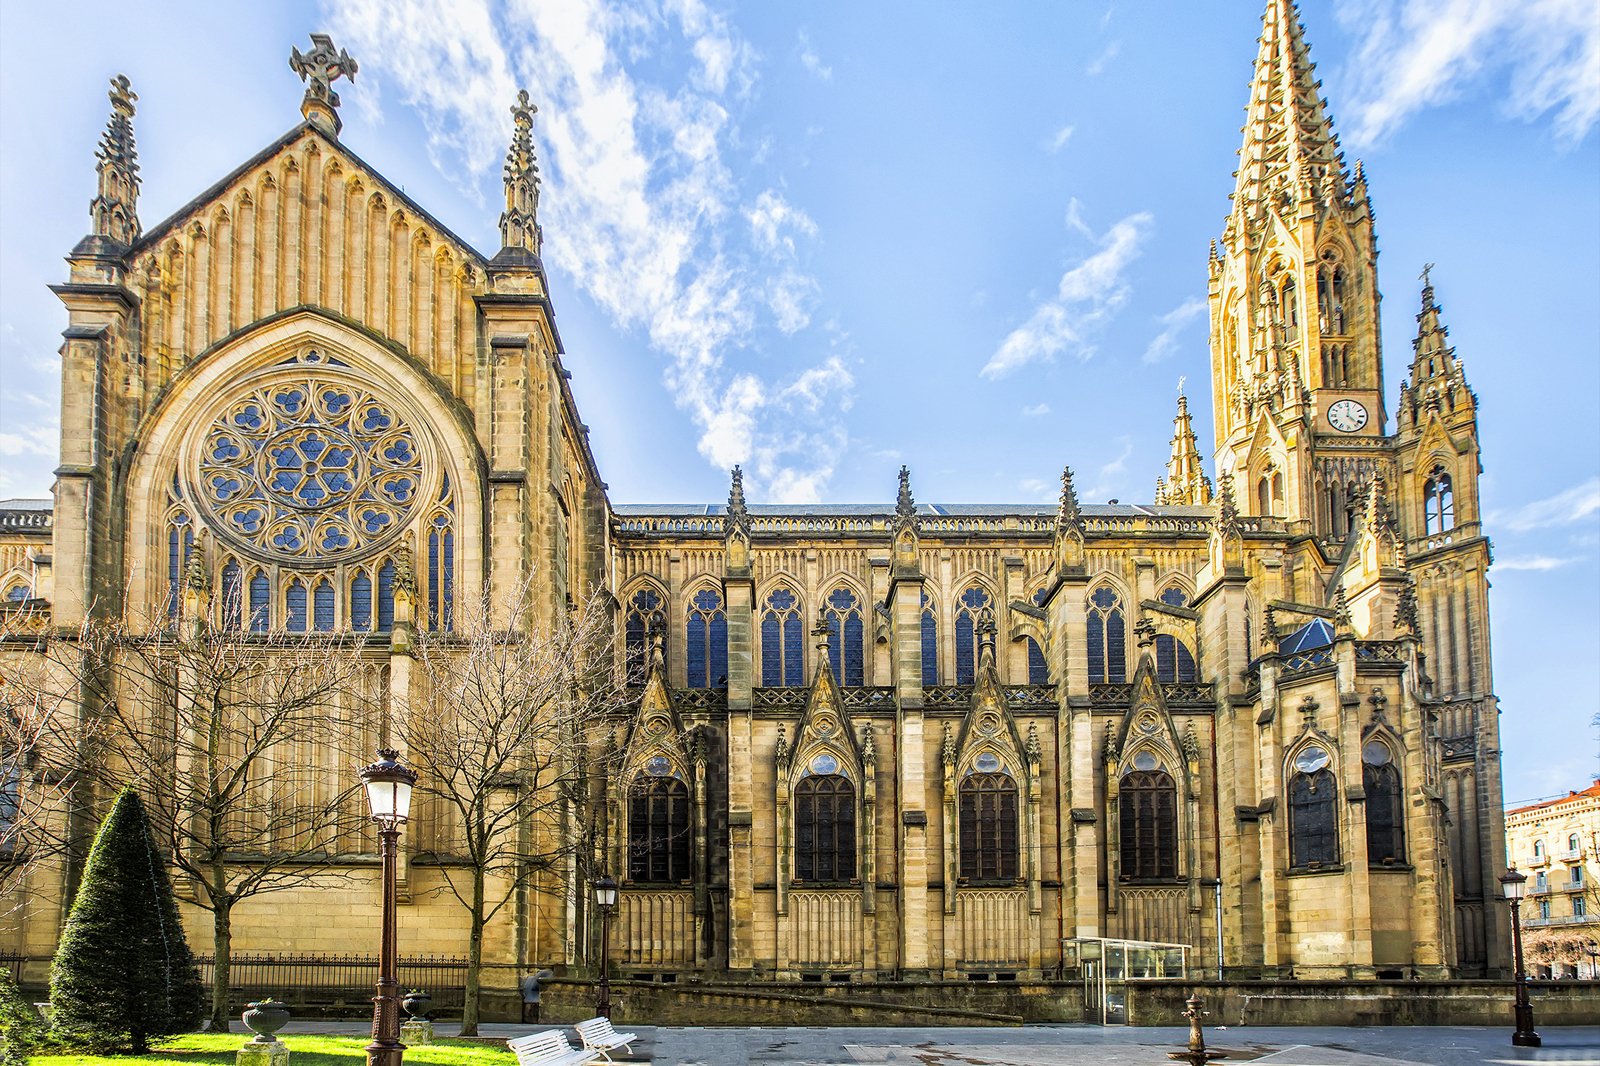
376, 559, 395, 632
954, 583, 994, 686
248, 571, 271, 633
1257, 466, 1284, 518
351, 572, 373, 631
795, 772, 856, 882
824, 586, 865, 686
166, 512, 194, 620
959, 768, 1019, 881
312, 578, 336, 632
1363, 740, 1405, 865
1086, 586, 1126, 684
1424, 467, 1454, 535
685, 587, 728, 689
285, 579, 308, 633
760, 586, 804, 686
624, 587, 666, 683
426, 512, 455, 631
628, 773, 691, 883
1289, 745, 1338, 868
220, 560, 243, 631
1154, 635, 1198, 683
1026, 637, 1049, 686
1120, 763, 1178, 880
920, 591, 938, 687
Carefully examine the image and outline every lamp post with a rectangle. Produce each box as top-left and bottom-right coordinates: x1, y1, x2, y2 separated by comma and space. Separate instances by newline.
1586, 939, 1598, 981
1498, 866, 1540, 1048
361, 749, 417, 1066
593, 876, 618, 1019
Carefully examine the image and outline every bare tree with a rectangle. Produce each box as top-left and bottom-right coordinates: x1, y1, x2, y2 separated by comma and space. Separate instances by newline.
28, 590, 379, 1031
401, 579, 625, 1036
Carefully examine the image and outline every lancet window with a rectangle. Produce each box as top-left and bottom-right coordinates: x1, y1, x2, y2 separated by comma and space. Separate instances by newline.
795, 771, 855, 882
1086, 585, 1126, 684
1424, 467, 1454, 535
220, 560, 243, 631
624, 587, 666, 682
958, 765, 1019, 882
685, 586, 728, 689
1025, 637, 1049, 686
1317, 260, 1348, 336
824, 586, 865, 686
165, 505, 194, 620
285, 579, 308, 632
248, 570, 271, 633
1363, 740, 1405, 865
954, 583, 994, 685
1119, 757, 1178, 880
628, 771, 691, 884
1289, 744, 1339, 868
921, 591, 938, 687
1257, 465, 1284, 518
1154, 636, 1198, 683
760, 586, 804, 686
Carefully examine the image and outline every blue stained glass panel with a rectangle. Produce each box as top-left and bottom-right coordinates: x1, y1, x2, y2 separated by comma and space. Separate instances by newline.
351, 573, 373, 631
1027, 637, 1049, 685
377, 561, 395, 632
286, 581, 308, 633
221, 562, 242, 631
921, 597, 938, 687
249, 572, 271, 633
313, 580, 335, 631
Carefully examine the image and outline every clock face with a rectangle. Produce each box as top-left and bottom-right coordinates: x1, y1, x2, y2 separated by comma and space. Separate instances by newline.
1328, 398, 1368, 433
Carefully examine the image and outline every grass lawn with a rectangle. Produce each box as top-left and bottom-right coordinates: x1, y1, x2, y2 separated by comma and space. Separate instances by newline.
33, 1032, 515, 1065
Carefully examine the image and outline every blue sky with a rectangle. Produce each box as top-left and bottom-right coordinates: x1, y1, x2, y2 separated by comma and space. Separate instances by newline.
1, 1, 1596, 804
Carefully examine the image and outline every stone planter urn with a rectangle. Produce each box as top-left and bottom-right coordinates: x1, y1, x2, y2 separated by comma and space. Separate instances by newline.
242, 998, 290, 1043
402, 990, 432, 1021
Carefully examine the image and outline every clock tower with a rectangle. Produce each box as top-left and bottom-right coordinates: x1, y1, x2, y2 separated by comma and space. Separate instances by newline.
1207, 0, 1390, 535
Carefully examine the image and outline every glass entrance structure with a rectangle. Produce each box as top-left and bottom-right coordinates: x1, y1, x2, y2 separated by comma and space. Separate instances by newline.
1063, 937, 1188, 1024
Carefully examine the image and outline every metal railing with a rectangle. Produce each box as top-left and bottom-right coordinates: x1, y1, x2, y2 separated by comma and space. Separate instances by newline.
195, 954, 469, 1012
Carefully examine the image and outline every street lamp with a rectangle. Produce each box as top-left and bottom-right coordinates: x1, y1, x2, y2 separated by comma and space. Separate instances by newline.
1586, 939, 1598, 981
362, 749, 417, 1066
593, 876, 618, 1019
1498, 866, 1540, 1048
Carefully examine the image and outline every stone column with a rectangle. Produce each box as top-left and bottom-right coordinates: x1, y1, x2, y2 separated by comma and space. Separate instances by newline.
888, 570, 929, 977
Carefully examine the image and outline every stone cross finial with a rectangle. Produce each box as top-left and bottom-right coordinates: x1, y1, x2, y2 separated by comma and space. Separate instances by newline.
90, 74, 141, 246
500, 89, 542, 253
290, 34, 358, 134
1419, 262, 1435, 289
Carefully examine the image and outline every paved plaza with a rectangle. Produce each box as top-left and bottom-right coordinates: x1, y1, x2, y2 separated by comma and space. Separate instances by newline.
259, 1021, 1600, 1064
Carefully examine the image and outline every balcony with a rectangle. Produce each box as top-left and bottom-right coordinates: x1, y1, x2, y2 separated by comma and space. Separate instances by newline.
1559, 848, 1585, 863
1523, 913, 1598, 928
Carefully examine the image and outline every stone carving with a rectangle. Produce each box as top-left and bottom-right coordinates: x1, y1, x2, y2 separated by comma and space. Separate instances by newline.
500, 90, 542, 252
289, 34, 358, 110
773, 725, 789, 767
91, 75, 140, 246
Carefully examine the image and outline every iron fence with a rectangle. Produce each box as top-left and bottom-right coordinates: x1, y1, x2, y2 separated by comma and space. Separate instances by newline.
195, 954, 470, 1014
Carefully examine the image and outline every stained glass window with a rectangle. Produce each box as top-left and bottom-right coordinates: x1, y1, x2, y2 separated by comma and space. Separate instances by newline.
685, 587, 728, 689
248, 571, 271, 633
220, 560, 243, 631
1154, 635, 1198, 682
795, 773, 856, 882
1087, 586, 1126, 683
760, 587, 804, 686
1363, 742, 1405, 865
427, 514, 454, 632
1026, 637, 1049, 685
954, 584, 994, 685
285, 579, 308, 633
1120, 767, 1178, 879
625, 587, 665, 682
959, 770, 1019, 881
824, 587, 864, 686
1159, 585, 1189, 608
920, 591, 938, 687
628, 775, 691, 883
376, 559, 395, 632
1289, 765, 1338, 868
313, 579, 336, 632
167, 512, 193, 619
351, 572, 373, 631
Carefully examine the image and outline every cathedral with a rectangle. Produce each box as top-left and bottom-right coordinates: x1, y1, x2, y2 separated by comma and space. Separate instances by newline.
0, 1, 1510, 1004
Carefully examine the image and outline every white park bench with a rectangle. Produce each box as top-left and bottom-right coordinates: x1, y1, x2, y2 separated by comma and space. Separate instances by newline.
507, 1029, 600, 1066
573, 1016, 639, 1062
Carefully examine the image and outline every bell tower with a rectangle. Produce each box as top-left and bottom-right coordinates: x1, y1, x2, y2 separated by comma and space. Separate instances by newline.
1209, 0, 1388, 529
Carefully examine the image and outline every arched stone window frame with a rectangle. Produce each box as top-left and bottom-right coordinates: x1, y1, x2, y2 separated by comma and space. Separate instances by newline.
1424, 462, 1455, 536
682, 581, 728, 690
952, 576, 997, 686
120, 312, 486, 635
820, 578, 868, 686
955, 753, 1021, 884
1361, 732, 1407, 866
1116, 754, 1181, 882
757, 578, 805, 686
1086, 581, 1128, 684
1103, 686, 1199, 903
919, 590, 939, 687
622, 578, 669, 683
1285, 736, 1341, 870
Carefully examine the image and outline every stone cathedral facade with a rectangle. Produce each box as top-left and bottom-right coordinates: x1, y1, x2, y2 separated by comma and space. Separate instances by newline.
1, 3, 1509, 991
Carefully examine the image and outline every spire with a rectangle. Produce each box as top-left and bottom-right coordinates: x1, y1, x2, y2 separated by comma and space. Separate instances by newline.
896, 465, 916, 521
500, 89, 542, 254
90, 75, 140, 247
1233, 0, 1346, 215
289, 33, 358, 136
1155, 392, 1213, 506
725, 464, 751, 537
1399, 268, 1474, 428
1056, 466, 1082, 529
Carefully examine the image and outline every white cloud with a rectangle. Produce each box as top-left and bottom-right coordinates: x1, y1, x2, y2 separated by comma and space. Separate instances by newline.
1489, 477, 1600, 532
1018, 477, 1052, 498
1083, 436, 1135, 501
1021, 403, 1051, 417
1086, 41, 1121, 77
326, 0, 847, 499
1494, 555, 1578, 572
1045, 125, 1075, 153
1142, 295, 1208, 364
797, 30, 832, 81
981, 210, 1154, 378
1336, 0, 1600, 147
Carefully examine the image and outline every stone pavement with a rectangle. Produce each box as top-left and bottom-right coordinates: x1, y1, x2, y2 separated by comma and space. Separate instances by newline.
250, 1022, 1600, 1065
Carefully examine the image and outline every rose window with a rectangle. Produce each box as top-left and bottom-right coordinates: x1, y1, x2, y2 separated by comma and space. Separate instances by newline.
185, 360, 433, 565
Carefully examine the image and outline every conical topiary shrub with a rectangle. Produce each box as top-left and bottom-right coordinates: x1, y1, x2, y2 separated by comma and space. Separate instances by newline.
49, 788, 204, 1052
